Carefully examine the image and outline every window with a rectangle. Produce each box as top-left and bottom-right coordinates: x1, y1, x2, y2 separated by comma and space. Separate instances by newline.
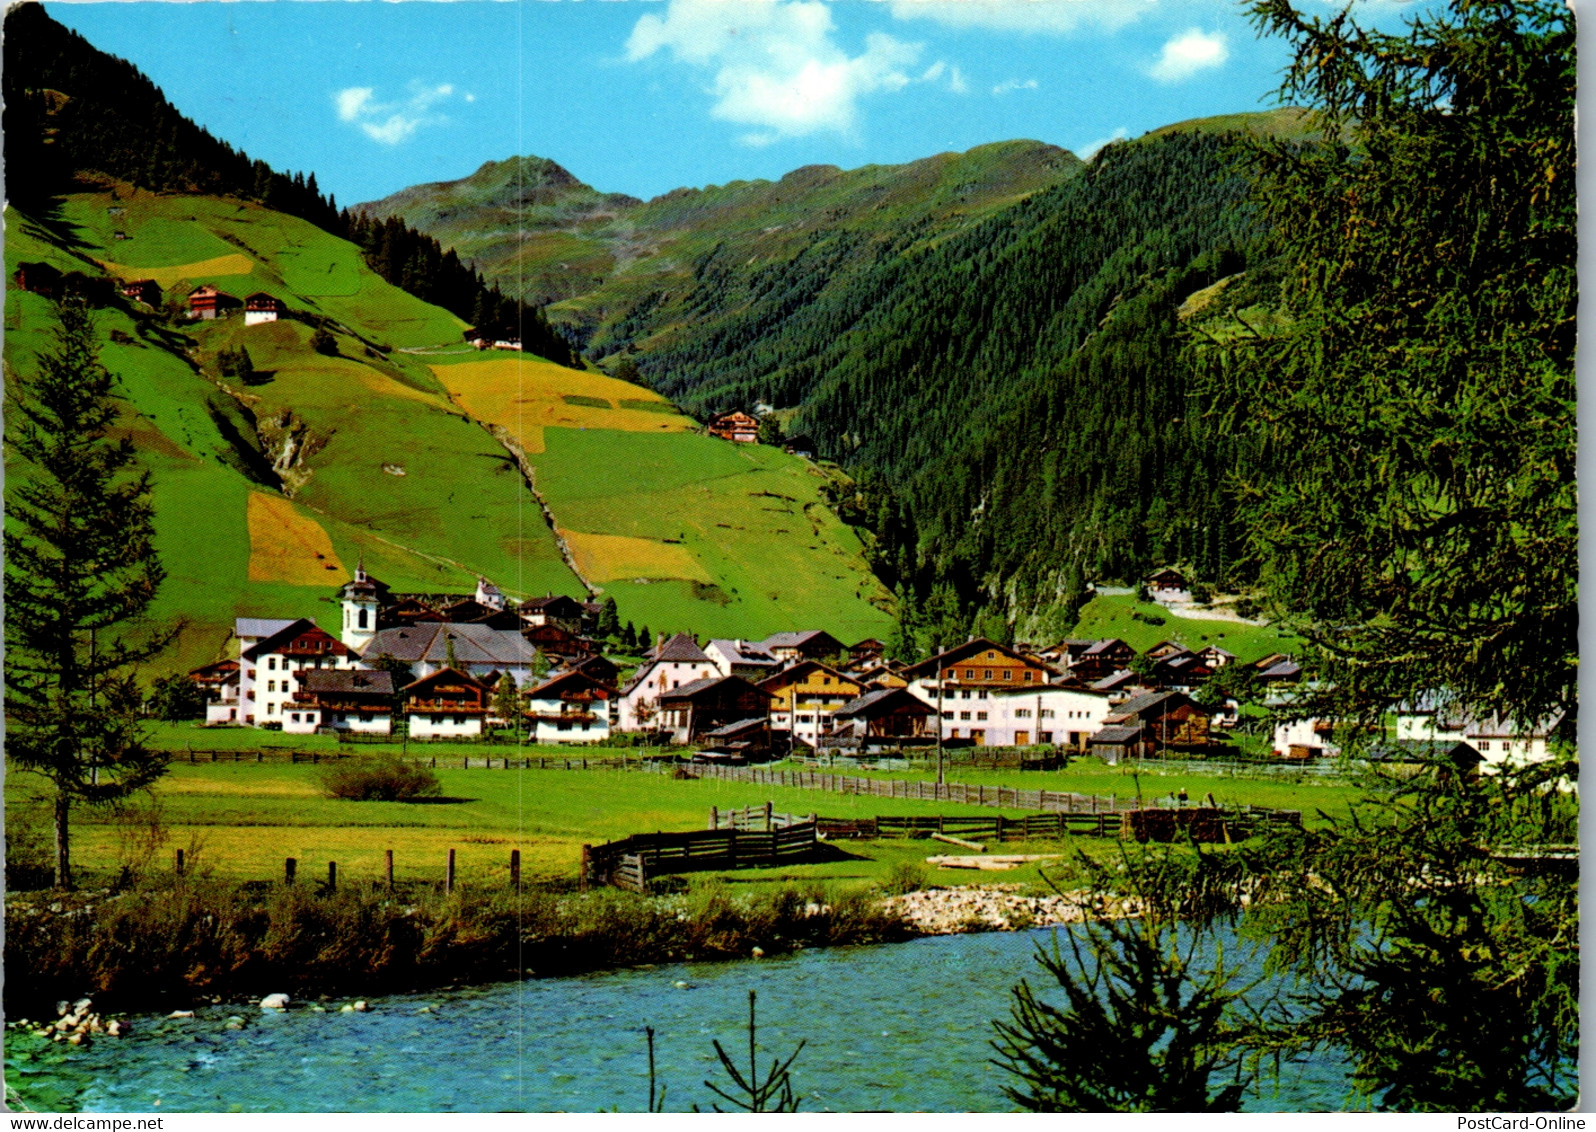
1039, 732, 1053, 744
987, 651, 996, 660
266, 703, 276, 715
798, 714, 814, 723
950, 728, 961, 738
358, 607, 368, 629
960, 711, 972, 721
942, 711, 953, 720
1015, 708, 1032, 719
1001, 670, 1011, 681
984, 669, 993, 680
1041, 709, 1055, 719
268, 658, 277, 671
978, 690, 988, 700
290, 713, 300, 723
976, 711, 987, 721
822, 677, 831, 686
964, 668, 974, 679
1024, 671, 1034, 683
962, 690, 972, 700
267, 680, 276, 693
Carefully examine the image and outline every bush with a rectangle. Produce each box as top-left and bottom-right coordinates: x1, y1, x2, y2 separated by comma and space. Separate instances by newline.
318, 757, 441, 801
310, 327, 338, 355
878, 860, 928, 896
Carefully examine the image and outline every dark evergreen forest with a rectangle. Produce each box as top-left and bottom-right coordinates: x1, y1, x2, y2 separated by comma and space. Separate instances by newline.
610, 133, 1276, 640
2, 4, 576, 366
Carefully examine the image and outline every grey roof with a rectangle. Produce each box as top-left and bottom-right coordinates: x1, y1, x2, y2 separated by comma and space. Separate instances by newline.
300, 669, 394, 696
836, 687, 934, 718
236, 617, 299, 641
708, 639, 780, 666
1259, 661, 1303, 680
704, 717, 768, 739
654, 632, 710, 662
361, 623, 536, 666
659, 675, 736, 701
1089, 725, 1144, 744
1083, 638, 1130, 656
1115, 691, 1185, 717
759, 630, 836, 650
1090, 670, 1139, 691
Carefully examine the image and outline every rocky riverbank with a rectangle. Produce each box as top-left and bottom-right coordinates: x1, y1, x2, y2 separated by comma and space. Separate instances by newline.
884, 884, 1098, 934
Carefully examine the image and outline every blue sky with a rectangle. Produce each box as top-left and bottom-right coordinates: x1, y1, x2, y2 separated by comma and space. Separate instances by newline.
47, 0, 1425, 207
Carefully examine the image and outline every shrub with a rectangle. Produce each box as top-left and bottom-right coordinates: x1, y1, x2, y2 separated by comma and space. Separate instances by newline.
310, 327, 338, 355
318, 757, 441, 801
878, 860, 928, 896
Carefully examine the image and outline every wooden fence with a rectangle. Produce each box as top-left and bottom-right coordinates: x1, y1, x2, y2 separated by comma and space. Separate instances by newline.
662, 761, 1131, 814
817, 812, 1123, 841
709, 803, 812, 831
583, 819, 821, 894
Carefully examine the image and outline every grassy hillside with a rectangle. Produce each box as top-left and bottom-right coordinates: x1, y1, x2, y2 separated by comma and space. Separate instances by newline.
1066, 593, 1300, 663
426, 354, 895, 640
6, 188, 894, 672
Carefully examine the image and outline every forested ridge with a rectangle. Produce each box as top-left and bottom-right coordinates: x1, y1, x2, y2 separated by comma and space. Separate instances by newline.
2, 4, 576, 365
578, 131, 1278, 643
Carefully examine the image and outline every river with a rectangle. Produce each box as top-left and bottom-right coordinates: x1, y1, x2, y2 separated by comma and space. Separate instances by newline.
8, 927, 1356, 1112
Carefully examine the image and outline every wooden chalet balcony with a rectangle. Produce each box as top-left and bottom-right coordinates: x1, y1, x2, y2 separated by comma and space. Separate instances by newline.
407, 699, 487, 714
524, 710, 599, 724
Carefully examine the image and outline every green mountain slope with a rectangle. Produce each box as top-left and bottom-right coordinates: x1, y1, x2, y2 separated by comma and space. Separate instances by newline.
357, 140, 1084, 340
5, 187, 893, 671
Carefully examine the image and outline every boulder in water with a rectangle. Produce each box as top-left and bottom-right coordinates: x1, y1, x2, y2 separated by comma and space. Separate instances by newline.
260, 993, 290, 1011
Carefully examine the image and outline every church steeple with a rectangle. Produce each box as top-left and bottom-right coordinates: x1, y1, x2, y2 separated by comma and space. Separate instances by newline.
336, 563, 387, 652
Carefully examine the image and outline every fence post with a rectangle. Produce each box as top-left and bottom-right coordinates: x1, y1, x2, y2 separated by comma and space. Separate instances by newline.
175, 848, 185, 877
386, 849, 395, 890
709, 805, 719, 830
328, 861, 337, 891
285, 857, 297, 885
580, 844, 591, 892
446, 848, 456, 894
510, 849, 521, 889
257, 751, 264, 763
764, 801, 773, 831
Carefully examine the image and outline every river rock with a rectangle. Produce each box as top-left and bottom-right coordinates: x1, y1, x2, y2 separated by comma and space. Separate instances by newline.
168, 1010, 195, 1019
225, 1016, 247, 1031
340, 1004, 355, 1013
751, 946, 765, 959
672, 981, 691, 990
260, 993, 290, 1011
352, 1001, 369, 1012
311, 1005, 327, 1013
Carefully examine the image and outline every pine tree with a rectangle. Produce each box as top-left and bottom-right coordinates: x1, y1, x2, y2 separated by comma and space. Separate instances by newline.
5, 302, 176, 889
596, 596, 621, 642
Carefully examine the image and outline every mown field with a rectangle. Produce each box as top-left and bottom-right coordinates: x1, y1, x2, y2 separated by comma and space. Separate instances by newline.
428, 354, 897, 641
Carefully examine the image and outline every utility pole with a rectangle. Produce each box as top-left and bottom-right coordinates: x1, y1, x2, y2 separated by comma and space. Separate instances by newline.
935, 661, 945, 786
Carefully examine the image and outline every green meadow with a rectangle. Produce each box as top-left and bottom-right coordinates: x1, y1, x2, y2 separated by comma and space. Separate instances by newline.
1069, 592, 1301, 663
535, 427, 895, 641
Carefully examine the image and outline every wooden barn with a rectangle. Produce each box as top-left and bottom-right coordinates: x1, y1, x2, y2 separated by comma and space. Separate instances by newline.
707, 411, 760, 443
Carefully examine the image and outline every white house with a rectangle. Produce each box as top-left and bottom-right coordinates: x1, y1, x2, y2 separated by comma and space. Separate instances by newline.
244, 292, 284, 325
207, 617, 359, 726
402, 667, 489, 739
983, 686, 1114, 750
524, 669, 613, 744
618, 633, 719, 731
705, 638, 782, 681
283, 669, 394, 735
1396, 697, 1559, 769
1272, 717, 1339, 759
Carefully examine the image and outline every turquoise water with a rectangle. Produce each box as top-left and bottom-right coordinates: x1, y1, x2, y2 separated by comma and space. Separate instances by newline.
8, 927, 1353, 1112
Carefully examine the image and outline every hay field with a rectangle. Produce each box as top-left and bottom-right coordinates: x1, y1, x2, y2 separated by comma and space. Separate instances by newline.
98, 253, 256, 289
247, 491, 347, 584
560, 528, 713, 585
431, 357, 692, 453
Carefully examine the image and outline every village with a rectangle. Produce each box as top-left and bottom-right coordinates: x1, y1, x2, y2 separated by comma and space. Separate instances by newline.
182, 563, 1553, 774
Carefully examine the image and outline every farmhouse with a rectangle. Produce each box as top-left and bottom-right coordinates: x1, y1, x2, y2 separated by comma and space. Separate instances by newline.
121, 279, 162, 307
522, 622, 594, 661
1105, 690, 1211, 755
244, 292, 285, 325
1067, 638, 1136, 683
618, 633, 719, 730
655, 675, 773, 745
758, 661, 864, 748
284, 669, 394, 735
705, 638, 782, 680
1395, 695, 1559, 768
1144, 567, 1191, 603
187, 285, 240, 320
403, 667, 490, 739
520, 593, 585, 631
757, 629, 845, 663
902, 638, 1053, 745
204, 617, 358, 725
523, 669, 614, 744
822, 687, 938, 752
14, 261, 64, 296
985, 686, 1113, 750
706, 411, 759, 443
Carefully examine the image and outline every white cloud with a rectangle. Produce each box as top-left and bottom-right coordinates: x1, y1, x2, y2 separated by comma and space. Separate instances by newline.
1149, 28, 1228, 83
888, 0, 1156, 35
333, 81, 457, 145
920, 59, 969, 93
992, 77, 1038, 96
627, 0, 931, 142
1076, 126, 1129, 158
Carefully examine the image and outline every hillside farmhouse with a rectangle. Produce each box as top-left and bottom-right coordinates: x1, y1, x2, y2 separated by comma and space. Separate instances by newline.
706, 411, 759, 443
244, 292, 285, 324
